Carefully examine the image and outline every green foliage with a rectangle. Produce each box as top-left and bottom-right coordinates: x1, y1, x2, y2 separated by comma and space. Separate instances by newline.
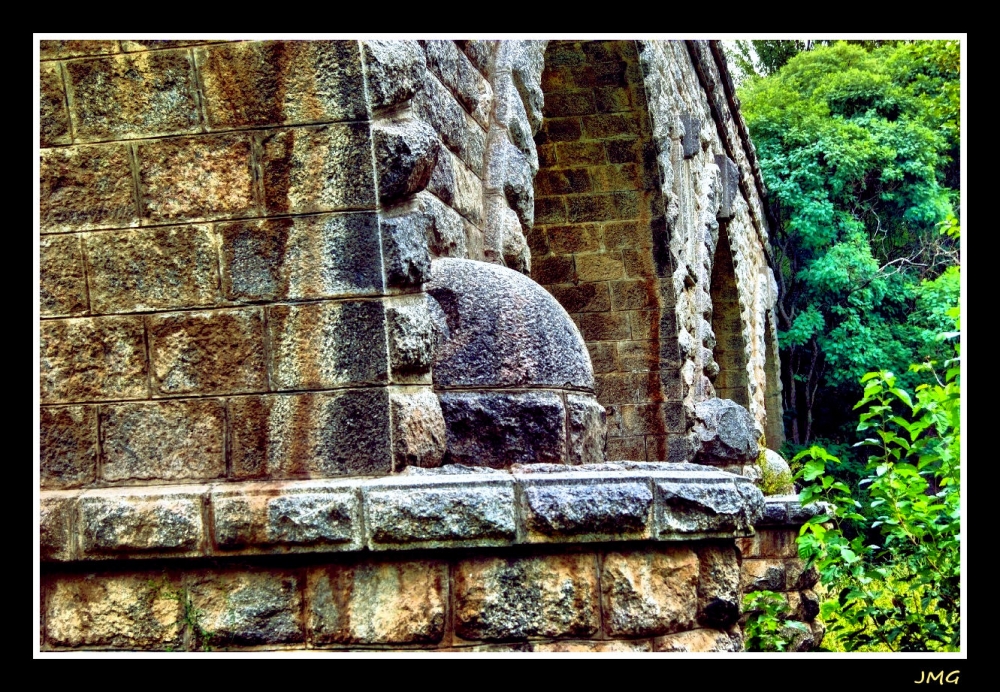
147, 578, 216, 652
742, 590, 810, 651
792, 318, 960, 651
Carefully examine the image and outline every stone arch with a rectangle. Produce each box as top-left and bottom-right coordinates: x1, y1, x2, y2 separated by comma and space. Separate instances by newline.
527, 40, 682, 462
709, 222, 750, 409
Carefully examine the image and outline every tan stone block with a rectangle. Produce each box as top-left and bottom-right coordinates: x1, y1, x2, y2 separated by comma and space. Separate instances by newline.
120, 40, 222, 52
100, 399, 225, 482
628, 310, 657, 340
40, 234, 88, 317
589, 164, 641, 193
85, 225, 220, 314
137, 133, 256, 224
308, 561, 447, 645
645, 435, 669, 461
188, 570, 304, 648
578, 311, 629, 341
586, 341, 618, 373
611, 279, 657, 311
531, 255, 576, 284
622, 403, 684, 436
652, 628, 737, 652
740, 558, 786, 594
40, 493, 77, 561
555, 141, 606, 166
390, 387, 445, 469
147, 308, 266, 397
40, 62, 71, 147
454, 553, 599, 641
40, 144, 138, 233
785, 558, 819, 591
547, 224, 601, 254
260, 124, 375, 215
196, 40, 365, 130
228, 390, 392, 479
760, 529, 800, 558
696, 544, 740, 629
268, 300, 388, 391
40, 40, 121, 60
622, 248, 656, 277
576, 252, 624, 282
619, 340, 660, 372
533, 640, 652, 652
605, 435, 645, 461
631, 371, 666, 403
65, 50, 199, 142
604, 220, 652, 249
79, 487, 206, 556
46, 572, 184, 650
41, 405, 97, 489
595, 373, 633, 405
40, 316, 147, 403
601, 546, 698, 637
548, 282, 610, 313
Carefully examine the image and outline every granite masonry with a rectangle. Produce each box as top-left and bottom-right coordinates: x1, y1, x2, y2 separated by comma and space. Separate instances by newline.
39, 39, 816, 652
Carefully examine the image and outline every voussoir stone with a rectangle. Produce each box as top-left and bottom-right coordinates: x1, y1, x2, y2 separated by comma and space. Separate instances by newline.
426, 258, 593, 389
692, 397, 760, 464
372, 118, 441, 204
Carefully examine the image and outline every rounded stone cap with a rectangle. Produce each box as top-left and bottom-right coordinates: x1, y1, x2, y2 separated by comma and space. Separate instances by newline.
426, 258, 594, 390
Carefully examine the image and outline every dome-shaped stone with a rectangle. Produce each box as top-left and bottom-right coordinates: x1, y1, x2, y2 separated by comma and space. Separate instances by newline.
426, 258, 594, 391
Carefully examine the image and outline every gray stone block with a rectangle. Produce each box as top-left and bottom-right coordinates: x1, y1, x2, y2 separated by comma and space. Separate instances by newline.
693, 397, 760, 464
413, 71, 486, 176
361, 40, 426, 111
714, 154, 740, 219
655, 476, 760, 535
364, 476, 517, 549
486, 131, 535, 228
386, 294, 435, 376
518, 475, 653, 541
421, 40, 493, 129
78, 489, 205, 556
681, 113, 701, 158
380, 209, 432, 287
389, 387, 446, 469
372, 119, 440, 204
566, 393, 607, 465
40, 493, 77, 562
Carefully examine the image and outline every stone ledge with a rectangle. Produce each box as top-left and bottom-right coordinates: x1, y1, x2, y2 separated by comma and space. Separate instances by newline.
757, 494, 834, 528
39, 463, 764, 562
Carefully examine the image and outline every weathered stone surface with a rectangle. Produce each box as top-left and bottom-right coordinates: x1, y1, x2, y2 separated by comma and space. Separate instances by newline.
601, 547, 698, 637
761, 449, 795, 494
566, 393, 607, 465
228, 389, 392, 479
40, 494, 76, 561
427, 258, 593, 389
413, 69, 486, 176
361, 40, 426, 111
40, 62, 71, 147
496, 40, 547, 133
656, 475, 762, 536
439, 390, 566, 468
785, 589, 820, 622
454, 553, 599, 640
364, 476, 516, 548
100, 399, 225, 482
196, 40, 365, 129
493, 71, 537, 170
692, 398, 760, 464
40, 40, 121, 60
427, 147, 485, 227
389, 387, 445, 469
41, 405, 97, 489
714, 154, 740, 220
189, 571, 304, 647
46, 572, 184, 649
413, 191, 468, 258
681, 113, 701, 158
653, 628, 738, 652
372, 118, 440, 203
65, 50, 199, 141
462, 41, 496, 77
138, 133, 256, 224
785, 558, 820, 591
740, 558, 786, 594
519, 476, 651, 541
40, 316, 147, 403
148, 308, 266, 396
386, 295, 435, 377
40, 234, 88, 317
79, 488, 205, 556
269, 300, 388, 391
486, 132, 534, 228
422, 40, 493, 128
119, 40, 221, 52
533, 640, 652, 652
212, 482, 361, 551
85, 225, 220, 313
260, 123, 375, 214
736, 528, 799, 559
380, 209, 432, 287
309, 561, 447, 645
483, 194, 529, 273
220, 213, 383, 302
40, 144, 138, 233
696, 544, 740, 628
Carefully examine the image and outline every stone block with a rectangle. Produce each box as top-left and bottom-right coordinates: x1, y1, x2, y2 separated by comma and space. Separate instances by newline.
100, 399, 225, 482
439, 391, 566, 468
656, 476, 762, 536
606, 436, 645, 461
78, 487, 206, 556
422, 40, 493, 128
220, 212, 383, 302
595, 373, 631, 406
260, 123, 376, 214
578, 312, 629, 341
40, 144, 138, 233
547, 283, 610, 315
386, 294, 435, 377
518, 474, 650, 541
308, 561, 447, 645
380, 209, 432, 287
189, 570, 304, 648
586, 342, 618, 373
45, 572, 185, 649
413, 191, 468, 258
196, 40, 366, 129
40, 40, 121, 60
622, 248, 656, 277
696, 544, 740, 628
542, 90, 595, 117
228, 389, 392, 479
653, 628, 738, 652
487, 132, 534, 228
40, 62, 71, 147
740, 558, 786, 594
619, 341, 661, 373
785, 558, 819, 591
138, 133, 256, 224
549, 223, 602, 254
493, 71, 538, 170
389, 386, 445, 469
693, 397, 760, 464
85, 225, 221, 313
462, 40, 495, 76
595, 86, 633, 114
119, 40, 220, 52
454, 553, 600, 640
147, 308, 267, 397
65, 50, 199, 141
714, 154, 741, 220
40, 494, 76, 561
536, 117, 583, 144
555, 141, 606, 166
269, 300, 388, 391
364, 474, 516, 549
627, 311, 657, 341
590, 164, 642, 193
534, 196, 567, 226
604, 220, 651, 249
212, 481, 362, 552
372, 118, 440, 204
413, 71, 486, 176
566, 393, 607, 466
41, 405, 97, 489
361, 40, 426, 111
681, 113, 701, 158
426, 147, 484, 226
531, 255, 575, 284
737, 528, 799, 559
40, 235, 88, 317
40, 316, 147, 403
533, 640, 652, 652
610, 279, 656, 312
601, 547, 698, 637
